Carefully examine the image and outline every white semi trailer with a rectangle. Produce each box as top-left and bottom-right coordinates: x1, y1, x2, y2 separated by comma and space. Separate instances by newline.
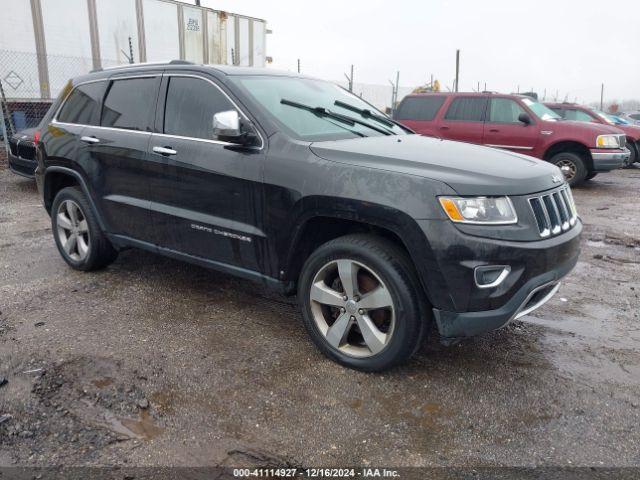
0, 0, 268, 101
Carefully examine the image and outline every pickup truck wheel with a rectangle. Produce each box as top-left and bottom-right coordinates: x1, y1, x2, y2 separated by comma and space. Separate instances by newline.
623, 143, 637, 168
550, 152, 587, 186
52, 187, 118, 271
299, 234, 428, 372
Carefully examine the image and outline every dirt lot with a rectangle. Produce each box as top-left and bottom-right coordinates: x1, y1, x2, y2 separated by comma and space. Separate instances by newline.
0, 166, 639, 469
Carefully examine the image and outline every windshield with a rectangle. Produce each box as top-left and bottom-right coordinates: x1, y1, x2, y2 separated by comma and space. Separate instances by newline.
522, 98, 562, 122
521, 97, 561, 121
594, 110, 624, 125
235, 76, 409, 141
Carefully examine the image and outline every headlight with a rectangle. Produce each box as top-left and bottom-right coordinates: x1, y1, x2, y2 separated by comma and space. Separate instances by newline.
439, 196, 518, 224
596, 134, 619, 148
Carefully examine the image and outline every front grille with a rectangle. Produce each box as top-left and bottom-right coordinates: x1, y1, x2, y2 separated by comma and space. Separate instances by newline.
618, 135, 626, 149
18, 142, 36, 160
8, 138, 18, 156
528, 185, 577, 238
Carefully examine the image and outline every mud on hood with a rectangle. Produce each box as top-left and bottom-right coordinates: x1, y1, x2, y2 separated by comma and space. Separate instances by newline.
310, 134, 563, 196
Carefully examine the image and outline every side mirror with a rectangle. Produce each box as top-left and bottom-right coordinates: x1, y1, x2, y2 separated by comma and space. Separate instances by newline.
213, 110, 260, 147
213, 110, 242, 139
518, 113, 532, 125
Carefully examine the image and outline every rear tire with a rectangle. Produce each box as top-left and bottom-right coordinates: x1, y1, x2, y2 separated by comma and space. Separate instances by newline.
51, 187, 118, 271
550, 151, 588, 186
298, 234, 429, 372
624, 142, 637, 168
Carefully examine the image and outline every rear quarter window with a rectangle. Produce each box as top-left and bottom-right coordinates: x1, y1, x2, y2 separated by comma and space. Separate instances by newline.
57, 82, 106, 125
395, 96, 445, 121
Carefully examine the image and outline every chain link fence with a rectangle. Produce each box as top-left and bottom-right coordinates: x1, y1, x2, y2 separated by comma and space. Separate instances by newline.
0, 49, 101, 164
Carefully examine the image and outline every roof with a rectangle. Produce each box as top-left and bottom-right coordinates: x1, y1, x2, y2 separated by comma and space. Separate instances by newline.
78, 61, 312, 83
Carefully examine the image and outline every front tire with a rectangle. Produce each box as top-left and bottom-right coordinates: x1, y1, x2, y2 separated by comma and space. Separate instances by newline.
624, 142, 637, 168
51, 187, 118, 271
550, 151, 588, 186
298, 234, 429, 372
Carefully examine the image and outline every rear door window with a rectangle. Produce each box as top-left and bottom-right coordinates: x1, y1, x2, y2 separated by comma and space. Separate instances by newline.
163, 76, 235, 140
488, 98, 527, 123
444, 97, 488, 122
101, 77, 159, 131
395, 96, 445, 120
57, 82, 106, 125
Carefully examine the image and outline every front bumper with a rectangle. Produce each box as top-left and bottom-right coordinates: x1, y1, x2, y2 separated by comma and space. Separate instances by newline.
419, 218, 581, 339
590, 148, 628, 171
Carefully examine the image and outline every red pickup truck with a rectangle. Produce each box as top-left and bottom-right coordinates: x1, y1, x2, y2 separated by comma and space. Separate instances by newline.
394, 92, 629, 185
545, 102, 640, 167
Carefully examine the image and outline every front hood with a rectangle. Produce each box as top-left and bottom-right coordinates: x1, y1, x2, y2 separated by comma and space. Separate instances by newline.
550, 119, 625, 135
619, 124, 640, 140
310, 135, 563, 196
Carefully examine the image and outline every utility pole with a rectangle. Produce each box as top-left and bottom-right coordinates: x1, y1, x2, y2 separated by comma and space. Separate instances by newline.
454, 49, 460, 92
129, 36, 134, 64
389, 71, 400, 116
344, 65, 354, 92
600, 83, 604, 110
297, 59, 300, 73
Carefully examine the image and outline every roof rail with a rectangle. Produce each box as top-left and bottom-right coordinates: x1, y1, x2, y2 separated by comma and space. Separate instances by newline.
90, 59, 195, 73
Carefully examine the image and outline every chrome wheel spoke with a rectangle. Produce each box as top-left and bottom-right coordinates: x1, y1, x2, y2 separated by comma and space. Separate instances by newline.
358, 285, 393, 310
77, 235, 89, 258
310, 281, 344, 307
66, 201, 79, 225
337, 260, 359, 298
356, 314, 387, 355
64, 234, 77, 255
57, 212, 73, 231
325, 313, 352, 349
56, 199, 90, 262
309, 258, 396, 359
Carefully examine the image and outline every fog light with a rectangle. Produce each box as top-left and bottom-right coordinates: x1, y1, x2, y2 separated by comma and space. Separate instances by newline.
474, 265, 511, 289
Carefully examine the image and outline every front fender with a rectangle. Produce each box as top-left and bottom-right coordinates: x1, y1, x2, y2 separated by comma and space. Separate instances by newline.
280, 196, 454, 311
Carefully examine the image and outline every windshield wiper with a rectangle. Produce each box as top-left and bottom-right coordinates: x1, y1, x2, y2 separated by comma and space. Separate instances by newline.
280, 99, 367, 137
333, 100, 397, 129
281, 99, 391, 136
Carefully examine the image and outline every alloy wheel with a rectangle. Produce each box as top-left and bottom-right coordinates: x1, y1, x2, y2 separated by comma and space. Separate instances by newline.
556, 159, 577, 181
309, 259, 395, 358
56, 199, 90, 262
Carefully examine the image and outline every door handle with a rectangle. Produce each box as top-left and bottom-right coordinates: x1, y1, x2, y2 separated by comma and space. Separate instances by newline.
489, 129, 500, 133
80, 136, 100, 144
440, 126, 450, 130
153, 146, 177, 156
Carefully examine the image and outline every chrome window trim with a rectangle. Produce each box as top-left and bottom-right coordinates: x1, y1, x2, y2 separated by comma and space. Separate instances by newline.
52, 72, 265, 151
161, 72, 265, 150
51, 121, 153, 136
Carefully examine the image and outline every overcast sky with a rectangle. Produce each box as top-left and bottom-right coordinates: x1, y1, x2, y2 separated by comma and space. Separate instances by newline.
203, 0, 639, 103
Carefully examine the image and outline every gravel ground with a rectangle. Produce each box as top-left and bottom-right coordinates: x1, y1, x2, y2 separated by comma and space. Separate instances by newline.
0, 166, 639, 468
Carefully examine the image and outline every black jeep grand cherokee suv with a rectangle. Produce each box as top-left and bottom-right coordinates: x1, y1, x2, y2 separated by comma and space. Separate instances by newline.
35, 62, 581, 371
